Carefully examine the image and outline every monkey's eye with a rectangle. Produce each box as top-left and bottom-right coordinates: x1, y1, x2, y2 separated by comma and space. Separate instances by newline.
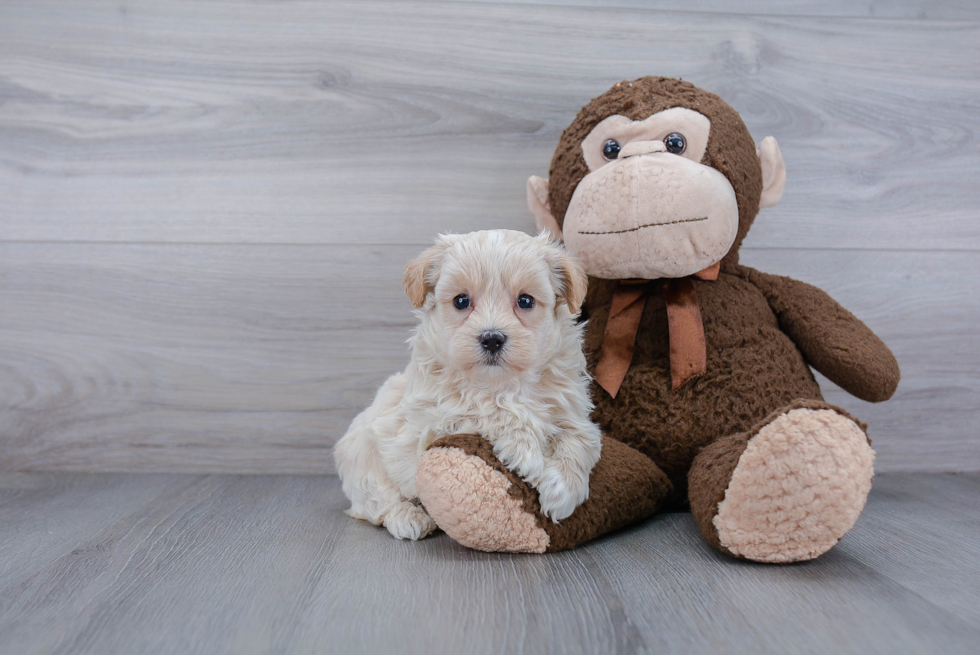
601, 139, 621, 161
517, 294, 535, 310
453, 294, 470, 310
664, 133, 686, 155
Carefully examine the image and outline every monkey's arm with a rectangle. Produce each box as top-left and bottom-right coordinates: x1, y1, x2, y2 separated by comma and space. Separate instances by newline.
739, 266, 900, 402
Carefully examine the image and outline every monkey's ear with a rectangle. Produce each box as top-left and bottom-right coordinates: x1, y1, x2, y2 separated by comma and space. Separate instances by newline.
404, 240, 450, 308
757, 136, 786, 209
527, 176, 562, 239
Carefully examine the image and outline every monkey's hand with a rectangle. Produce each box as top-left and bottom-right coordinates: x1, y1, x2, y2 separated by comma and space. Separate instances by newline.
740, 266, 900, 402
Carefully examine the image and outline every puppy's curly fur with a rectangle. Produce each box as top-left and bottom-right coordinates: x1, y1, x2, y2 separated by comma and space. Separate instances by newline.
334, 230, 601, 540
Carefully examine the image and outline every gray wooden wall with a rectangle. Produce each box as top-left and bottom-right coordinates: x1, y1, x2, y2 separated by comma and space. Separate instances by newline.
1, 0, 977, 474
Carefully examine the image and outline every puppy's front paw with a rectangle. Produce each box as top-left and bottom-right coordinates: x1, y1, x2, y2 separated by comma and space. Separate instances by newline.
383, 501, 437, 541
493, 437, 545, 483
537, 466, 588, 522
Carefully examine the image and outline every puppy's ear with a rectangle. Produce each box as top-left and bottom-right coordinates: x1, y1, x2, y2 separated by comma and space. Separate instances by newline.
540, 235, 588, 315
558, 253, 589, 315
404, 239, 451, 308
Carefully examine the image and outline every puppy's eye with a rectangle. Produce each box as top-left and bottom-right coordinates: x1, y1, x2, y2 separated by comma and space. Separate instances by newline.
453, 294, 470, 310
664, 132, 686, 155
601, 139, 621, 161
517, 294, 535, 310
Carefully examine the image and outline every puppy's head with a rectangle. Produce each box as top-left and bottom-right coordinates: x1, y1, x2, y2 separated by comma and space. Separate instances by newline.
404, 230, 587, 376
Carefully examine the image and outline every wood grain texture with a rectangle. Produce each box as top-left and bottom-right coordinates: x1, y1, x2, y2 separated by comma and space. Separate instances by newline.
0, 242, 417, 474
0, 1, 978, 250
843, 472, 980, 626
0, 1, 977, 474
1, 243, 976, 473
0, 471, 977, 654
0, 472, 186, 593
438, 1, 980, 20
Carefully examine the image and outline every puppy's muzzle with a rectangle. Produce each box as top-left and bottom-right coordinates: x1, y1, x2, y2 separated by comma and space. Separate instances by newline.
479, 330, 507, 364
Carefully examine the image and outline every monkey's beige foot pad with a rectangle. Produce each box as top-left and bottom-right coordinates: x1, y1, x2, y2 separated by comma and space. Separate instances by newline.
416, 434, 671, 553
694, 402, 875, 563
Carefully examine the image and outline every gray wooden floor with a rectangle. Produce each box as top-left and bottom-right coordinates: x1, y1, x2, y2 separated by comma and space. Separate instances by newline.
0, 471, 977, 654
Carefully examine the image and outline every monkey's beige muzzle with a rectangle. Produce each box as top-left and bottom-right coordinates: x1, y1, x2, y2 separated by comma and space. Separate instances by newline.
562, 153, 738, 280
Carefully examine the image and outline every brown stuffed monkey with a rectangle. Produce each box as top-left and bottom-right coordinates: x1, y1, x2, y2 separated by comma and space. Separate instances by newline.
415, 77, 900, 562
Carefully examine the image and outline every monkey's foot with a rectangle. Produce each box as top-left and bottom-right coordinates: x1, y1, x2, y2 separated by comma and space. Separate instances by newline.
415, 434, 670, 553
689, 401, 875, 563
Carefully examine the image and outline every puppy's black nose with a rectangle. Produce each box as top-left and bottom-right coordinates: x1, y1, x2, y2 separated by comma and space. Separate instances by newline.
479, 330, 507, 354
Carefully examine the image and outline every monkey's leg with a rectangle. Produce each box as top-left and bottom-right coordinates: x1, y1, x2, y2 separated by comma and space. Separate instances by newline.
415, 434, 671, 553
688, 400, 874, 563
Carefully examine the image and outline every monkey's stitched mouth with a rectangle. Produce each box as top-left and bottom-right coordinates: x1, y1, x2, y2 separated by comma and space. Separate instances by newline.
578, 216, 708, 235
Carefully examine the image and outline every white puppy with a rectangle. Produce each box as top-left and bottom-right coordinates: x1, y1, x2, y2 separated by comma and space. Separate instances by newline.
333, 230, 602, 540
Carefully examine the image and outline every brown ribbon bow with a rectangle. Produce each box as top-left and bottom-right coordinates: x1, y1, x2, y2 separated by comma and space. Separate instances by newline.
594, 262, 720, 398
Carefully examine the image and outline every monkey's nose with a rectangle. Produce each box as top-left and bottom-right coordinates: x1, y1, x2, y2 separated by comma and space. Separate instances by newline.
619, 139, 667, 158
479, 330, 507, 354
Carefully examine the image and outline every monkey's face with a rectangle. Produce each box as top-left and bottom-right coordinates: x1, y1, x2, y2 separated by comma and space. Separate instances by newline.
528, 78, 785, 280
561, 107, 739, 280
